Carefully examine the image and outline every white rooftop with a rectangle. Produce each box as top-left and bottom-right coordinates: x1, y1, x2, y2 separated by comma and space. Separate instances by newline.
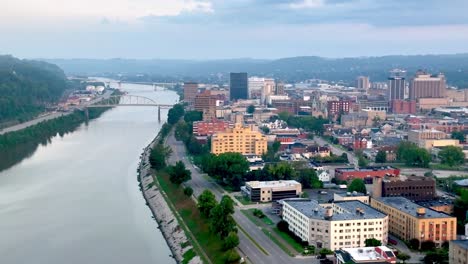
246, 180, 300, 189
343, 246, 395, 261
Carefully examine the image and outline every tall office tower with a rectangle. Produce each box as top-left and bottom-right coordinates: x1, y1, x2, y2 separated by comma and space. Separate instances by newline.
183, 82, 198, 105
248, 77, 264, 99
388, 69, 406, 100
261, 78, 275, 105
230, 72, 248, 101
409, 71, 446, 100
194, 90, 217, 120
275, 81, 285, 95
356, 76, 370, 92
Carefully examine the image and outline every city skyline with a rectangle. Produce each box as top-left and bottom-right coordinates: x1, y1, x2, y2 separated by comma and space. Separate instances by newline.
2, 0, 468, 59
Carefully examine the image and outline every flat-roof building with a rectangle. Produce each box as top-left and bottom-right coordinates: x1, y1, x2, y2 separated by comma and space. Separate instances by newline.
372, 175, 436, 202
241, 180, 302, 202
336, 246, 397, 264
450, 240, 468, 264
335, 166, 400, 183
211, 123, 267, 155
183, 82, 198, 105
371, 197, 457, 248
283, 200, 388, 250
334, 192, 369, 204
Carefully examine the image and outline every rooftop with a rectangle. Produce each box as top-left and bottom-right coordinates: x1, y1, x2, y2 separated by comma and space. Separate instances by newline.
336, 166, 397, 173
451, 240, 468, 250
284, 200, 386, 221
246, 180, 301, 189
374, 197, 452, 219
337, 246, 396, 263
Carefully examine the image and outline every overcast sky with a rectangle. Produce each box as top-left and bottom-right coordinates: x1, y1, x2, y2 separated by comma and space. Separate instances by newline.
2, 0, 468, 59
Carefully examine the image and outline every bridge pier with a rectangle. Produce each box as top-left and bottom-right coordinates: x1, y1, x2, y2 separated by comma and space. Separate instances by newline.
158, 106, 161, 122
84, 108, 89, 120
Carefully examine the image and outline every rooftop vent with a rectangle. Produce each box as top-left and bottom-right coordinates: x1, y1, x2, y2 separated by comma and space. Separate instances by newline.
417, 207, 426, 216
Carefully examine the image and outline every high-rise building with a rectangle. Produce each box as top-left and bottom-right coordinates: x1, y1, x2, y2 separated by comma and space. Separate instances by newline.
409, 71, 446, 100
230, 72, 248, 101
211, 123, 267, 155
248, 77, 264, 99
262, 78, 275, 105
388, 69, 406, 100
275, 81, 285, 95
356, 76, 370, 92
194, 90, 217, 120
183, 82, 198, 105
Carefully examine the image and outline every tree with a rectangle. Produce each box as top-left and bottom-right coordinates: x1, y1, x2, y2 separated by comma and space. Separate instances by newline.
358, 155, 369, 167
222, 232, 240, 250
298, 169, 322, 189
397, 141, 431, 167
167, 104, 185, 125
183, 110, 203, 123
347, 178, 367, 194
451, 131, 465, 143
183, 186, 193, 197
223, 249, 241, 263
260, 126, 270, 134
247, 104, 255, 114
174, 120, 190, 142
397, 253, 411, 263
341, 153, 349, 163
375, 150, 387, 163
204, 152, 250, 190
210, 195, 236, 237
266, 162, 297, 180
439, 146, 465, 167
408, 238, 420, 250
278, 111, 291, 122
319, 248, 334, 256
149, 143, 172, 170
277, 220, 289, 232
168, 161, 192, 185
423, 250, 448, 264
420, 240, 436, 251
364, 238, 382, 247
197, 190, 217, 218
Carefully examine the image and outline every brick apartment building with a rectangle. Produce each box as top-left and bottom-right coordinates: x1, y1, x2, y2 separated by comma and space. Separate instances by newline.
372, 175, 436, 202
192, 119, 233, 136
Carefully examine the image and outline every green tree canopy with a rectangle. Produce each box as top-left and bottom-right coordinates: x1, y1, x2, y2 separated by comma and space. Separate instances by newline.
358, 155, 369, 167
202, 152, 249, 190
222, 232, 240, 250
347, 178, 367, 194
210, 195, 236, 237
364, 238, 382, 247
439, 146, 465, 167
167, 104, 185, 125
183, 110, 203, 123
451, 131, 465, 143
246, 105, 255, 114
375, 150, 387, 163
397, 141, 431, 167
149, 143, 172, 170
197, 190, 218, 218
168, 161, 192, 185
298, 169, 322, 189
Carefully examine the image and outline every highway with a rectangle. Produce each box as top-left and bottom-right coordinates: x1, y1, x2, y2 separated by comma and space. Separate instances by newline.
166, 133, 317, 264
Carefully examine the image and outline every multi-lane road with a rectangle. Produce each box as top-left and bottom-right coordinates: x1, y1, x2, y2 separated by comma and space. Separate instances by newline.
166, 133, 317, 264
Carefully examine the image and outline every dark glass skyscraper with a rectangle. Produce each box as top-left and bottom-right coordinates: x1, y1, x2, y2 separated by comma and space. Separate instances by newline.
388, 69, 406, 100
230, 72, 248, 101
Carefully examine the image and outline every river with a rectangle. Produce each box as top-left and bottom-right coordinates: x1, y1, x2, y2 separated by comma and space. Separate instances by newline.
0, 82, 178, 264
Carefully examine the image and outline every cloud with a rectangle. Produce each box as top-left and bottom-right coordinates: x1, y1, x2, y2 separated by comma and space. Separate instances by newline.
288, 0, 324, 9
0, 0, 213, 22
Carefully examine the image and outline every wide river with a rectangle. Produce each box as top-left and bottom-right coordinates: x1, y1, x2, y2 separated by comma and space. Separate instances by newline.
0, 82, 178, 264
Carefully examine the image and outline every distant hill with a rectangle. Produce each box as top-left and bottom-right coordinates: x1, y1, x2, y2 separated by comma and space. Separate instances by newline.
0, 55, 67, 125
45, 54, 468, 87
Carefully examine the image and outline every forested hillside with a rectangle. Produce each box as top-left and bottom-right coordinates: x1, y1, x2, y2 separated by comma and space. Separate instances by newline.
0, 55, 67, 125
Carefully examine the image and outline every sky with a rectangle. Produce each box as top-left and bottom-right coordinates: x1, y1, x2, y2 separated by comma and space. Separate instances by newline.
1, 0, 468, 59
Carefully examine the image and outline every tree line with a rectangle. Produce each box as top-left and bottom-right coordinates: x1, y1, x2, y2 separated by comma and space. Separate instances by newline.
0, 55, 68, 124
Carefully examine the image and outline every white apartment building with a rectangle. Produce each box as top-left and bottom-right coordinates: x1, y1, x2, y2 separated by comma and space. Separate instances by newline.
282, 200, 388, 250
248, 77, 265, 99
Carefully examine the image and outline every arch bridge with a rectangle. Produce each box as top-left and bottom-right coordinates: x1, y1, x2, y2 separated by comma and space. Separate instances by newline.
85, 95, 174, 122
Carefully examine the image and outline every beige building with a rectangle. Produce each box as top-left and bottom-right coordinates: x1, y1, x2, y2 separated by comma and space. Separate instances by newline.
283, 200, 388, 250
449, 240, 468, 264
408, 129, 449, 148
409, 71, 446, 100
211, 123, 267, 155
371, 197, 457, 248
333, 192, 369, 204
420, 139, 460, 150
418, 98, 449, 110
241, 180, 302, 202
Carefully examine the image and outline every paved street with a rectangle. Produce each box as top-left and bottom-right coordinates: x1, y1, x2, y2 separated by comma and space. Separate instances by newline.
313, 136, 358, 168
166, 133, 318, 264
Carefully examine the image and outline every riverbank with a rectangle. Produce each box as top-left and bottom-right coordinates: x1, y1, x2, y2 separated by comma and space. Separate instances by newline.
137, 131, 201, 264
